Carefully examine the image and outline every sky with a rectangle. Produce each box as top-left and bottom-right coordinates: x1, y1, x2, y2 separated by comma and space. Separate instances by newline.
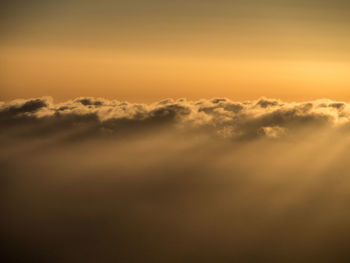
1, 0, 350, 102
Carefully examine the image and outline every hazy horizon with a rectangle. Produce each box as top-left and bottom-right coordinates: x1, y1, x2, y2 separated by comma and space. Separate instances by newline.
2, 0, 350, 102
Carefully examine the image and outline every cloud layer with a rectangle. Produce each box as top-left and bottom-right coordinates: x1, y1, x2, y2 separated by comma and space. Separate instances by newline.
2, 97, 350, 263
1, 96, 349, 140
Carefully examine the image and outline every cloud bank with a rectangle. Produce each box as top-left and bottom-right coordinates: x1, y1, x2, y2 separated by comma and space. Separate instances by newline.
2, 97, 350, 263
1, 96, 349, 140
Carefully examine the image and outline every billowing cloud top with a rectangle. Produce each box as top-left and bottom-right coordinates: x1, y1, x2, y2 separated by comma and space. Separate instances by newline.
1, 97, 349, 140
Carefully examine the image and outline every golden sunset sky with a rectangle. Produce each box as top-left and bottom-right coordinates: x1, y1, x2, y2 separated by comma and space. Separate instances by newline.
4, 2, 350, 262
1, 0, 350, 102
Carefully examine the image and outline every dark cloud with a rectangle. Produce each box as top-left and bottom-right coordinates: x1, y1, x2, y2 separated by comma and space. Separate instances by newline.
256, 97, 281, 108
0, 98, 50, 119
75, 97, 104, 106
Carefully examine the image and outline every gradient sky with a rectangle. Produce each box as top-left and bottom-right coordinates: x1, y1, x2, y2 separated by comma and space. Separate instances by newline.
1, 0, 350, 102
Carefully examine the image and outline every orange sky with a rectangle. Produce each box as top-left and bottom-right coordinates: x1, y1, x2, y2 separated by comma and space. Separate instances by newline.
1, 0, 350, 102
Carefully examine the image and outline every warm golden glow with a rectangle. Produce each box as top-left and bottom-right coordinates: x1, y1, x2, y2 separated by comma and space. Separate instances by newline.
1, 0, 350, 101
2, 2, 350, 261
1, 46, 350, 102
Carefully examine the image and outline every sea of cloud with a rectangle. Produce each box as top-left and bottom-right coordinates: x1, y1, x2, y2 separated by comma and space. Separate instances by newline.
2, 97, 350, 262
